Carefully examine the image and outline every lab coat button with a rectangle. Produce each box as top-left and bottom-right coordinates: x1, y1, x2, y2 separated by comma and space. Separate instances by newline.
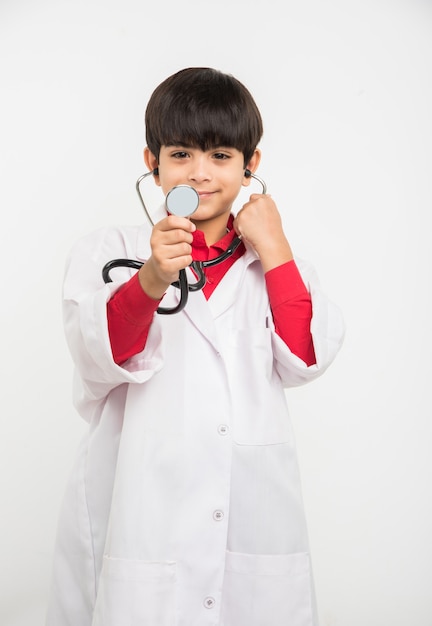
213, 509, 224, 521
217, 424, 229, 436
203, 596, 216, 609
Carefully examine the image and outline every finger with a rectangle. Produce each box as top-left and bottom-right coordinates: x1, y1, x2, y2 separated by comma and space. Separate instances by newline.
153, 241, 193, 263
158, 215, 196, 233
248, 193, 264, 201
164, 241, 193, 259
155, 230, 194, 248
156, 252, 193, 275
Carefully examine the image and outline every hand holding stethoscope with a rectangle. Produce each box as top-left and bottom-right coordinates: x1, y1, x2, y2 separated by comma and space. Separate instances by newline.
102, 169, 267, 314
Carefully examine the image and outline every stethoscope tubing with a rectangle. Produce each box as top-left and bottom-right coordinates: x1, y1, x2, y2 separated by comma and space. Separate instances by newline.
103, 169, 267, 314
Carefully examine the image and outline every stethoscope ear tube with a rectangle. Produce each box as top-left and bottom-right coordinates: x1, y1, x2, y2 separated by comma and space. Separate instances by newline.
245, 169, 267, 194
136, 170, 158, 226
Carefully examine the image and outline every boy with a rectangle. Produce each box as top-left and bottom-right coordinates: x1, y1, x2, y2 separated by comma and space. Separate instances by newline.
46, 67, 345, 626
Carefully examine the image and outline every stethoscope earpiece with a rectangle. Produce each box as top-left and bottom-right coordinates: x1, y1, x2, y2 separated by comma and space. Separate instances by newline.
244, 169, 267, 193
153, 167, 159, 176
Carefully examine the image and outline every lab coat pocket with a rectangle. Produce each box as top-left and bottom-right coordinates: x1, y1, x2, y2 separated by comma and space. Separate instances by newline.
221, 551, 314, 626
92, 556, 177, 626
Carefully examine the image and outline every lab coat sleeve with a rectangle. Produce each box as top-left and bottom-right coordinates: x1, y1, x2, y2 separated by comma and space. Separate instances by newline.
270, 257, 345, 387
62, 227, 164, 421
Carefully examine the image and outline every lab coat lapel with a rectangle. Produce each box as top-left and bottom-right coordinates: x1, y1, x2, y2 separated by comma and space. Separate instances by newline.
205, 245, 259, 318
181, 267, 221, 350
183, 245, 259, 341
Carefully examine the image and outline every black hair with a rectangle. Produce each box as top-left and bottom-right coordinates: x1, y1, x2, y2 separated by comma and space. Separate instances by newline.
145, 67, 263, 167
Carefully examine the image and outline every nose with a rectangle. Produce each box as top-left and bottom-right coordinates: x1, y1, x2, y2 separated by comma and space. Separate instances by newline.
187, 155, 211, 183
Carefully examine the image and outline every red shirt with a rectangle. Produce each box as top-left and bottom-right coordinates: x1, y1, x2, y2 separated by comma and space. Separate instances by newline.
107, 218, 316, 367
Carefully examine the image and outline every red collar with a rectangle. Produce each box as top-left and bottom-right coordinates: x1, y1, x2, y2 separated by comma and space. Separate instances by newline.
192, 215, 238, 261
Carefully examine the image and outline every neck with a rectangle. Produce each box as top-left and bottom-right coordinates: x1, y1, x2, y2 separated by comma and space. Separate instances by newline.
191, 213, 231, 246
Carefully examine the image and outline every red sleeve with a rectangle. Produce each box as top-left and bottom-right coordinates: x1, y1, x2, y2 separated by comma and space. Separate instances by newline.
107, 273, 161, 365
265, 260, 317, 366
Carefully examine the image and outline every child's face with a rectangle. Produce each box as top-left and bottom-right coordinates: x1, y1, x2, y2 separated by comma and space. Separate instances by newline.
145, 145, 260, 225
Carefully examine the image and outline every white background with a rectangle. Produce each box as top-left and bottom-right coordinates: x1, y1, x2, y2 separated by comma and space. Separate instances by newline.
1, 0, 431, 624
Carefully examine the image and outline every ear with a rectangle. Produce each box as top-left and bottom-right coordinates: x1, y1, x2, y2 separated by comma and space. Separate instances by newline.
242, 149, 262, 187
143, 147, 161, 185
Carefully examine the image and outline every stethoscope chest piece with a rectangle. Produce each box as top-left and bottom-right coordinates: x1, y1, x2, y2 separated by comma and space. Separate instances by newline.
166, 185, 199, 217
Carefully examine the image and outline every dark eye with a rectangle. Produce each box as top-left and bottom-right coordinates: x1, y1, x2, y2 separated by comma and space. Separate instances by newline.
172, 151, 189, 159
213, 152, 229, 160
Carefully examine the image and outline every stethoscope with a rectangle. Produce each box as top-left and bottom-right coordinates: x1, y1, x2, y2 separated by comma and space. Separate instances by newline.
102, 168, 267, 314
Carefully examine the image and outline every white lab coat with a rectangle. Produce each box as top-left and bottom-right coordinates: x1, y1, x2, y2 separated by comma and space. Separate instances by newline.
46, 213, 345, 626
